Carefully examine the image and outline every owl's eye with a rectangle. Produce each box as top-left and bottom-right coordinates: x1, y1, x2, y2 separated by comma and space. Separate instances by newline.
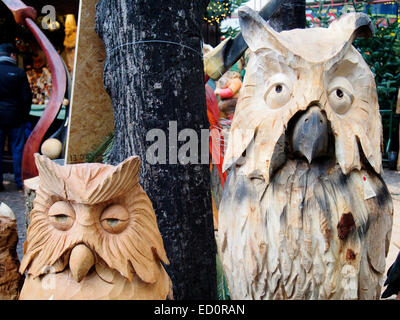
100, 204, 129, 234
264, 74, 292, 109
327, 77, 354, 115
48, 201, 75, 231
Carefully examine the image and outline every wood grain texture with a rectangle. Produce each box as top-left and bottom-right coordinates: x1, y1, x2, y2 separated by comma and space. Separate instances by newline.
0, 215, 23, 300
217, 8, 393, 300
19, 154, 172, 300
219, 161, 392, 299
65, 0, 114, 164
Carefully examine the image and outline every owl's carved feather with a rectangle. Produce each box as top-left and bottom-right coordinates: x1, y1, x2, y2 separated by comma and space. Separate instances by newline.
219, 161, 392, 299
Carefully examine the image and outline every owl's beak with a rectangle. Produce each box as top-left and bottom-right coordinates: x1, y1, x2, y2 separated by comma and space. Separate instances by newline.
291, 106, 329, 164
69, 244, 95, 283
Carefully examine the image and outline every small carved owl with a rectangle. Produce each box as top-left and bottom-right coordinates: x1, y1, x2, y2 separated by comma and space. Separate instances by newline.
19, 154, 172, 300
218, 8, 393, 300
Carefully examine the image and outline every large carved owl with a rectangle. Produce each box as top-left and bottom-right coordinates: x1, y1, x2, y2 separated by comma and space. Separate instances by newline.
19, 154, 172, 300
217, 7, 393, 300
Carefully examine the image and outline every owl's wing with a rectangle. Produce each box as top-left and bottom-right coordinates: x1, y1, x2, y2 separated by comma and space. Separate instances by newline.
364, 177, 393, 275
346, 170, 393, 298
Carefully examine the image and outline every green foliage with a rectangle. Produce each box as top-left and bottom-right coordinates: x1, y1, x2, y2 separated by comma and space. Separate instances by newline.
221, 25, 241, 38
355, 17, 400, 113
355, 16, 400, 154
86, 132, 114, 163
205, 0, 250, 25
306, 0, 368, 28
219, 0, 250, 38
216, 254, 230, 300
101, 132, 115, 164
306, 0, 333, 27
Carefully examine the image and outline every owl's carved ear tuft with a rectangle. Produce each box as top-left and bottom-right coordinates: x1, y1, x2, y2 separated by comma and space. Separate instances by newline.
329, 12, 374, 43
34, 153, 68, 198
238, 6, 270, 52
115, 156, 141, 184
34, 153, 63, 172
238, 6, 287, 56
34, 152, 55, 167
84, 155, 142, 204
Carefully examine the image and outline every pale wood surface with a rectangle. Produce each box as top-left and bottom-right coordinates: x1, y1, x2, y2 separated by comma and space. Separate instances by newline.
219, 163, 392, 299
23, 176, 40, 191
222, 9, 381, 184
65, 0, 114, 164
218, 8, 392, 300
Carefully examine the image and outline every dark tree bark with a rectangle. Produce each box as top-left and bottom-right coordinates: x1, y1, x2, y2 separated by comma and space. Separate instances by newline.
269, 0, 306, 31
95, 1, 216, 299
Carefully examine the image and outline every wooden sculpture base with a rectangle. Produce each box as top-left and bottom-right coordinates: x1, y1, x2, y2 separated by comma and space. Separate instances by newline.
0, 214, 23, 299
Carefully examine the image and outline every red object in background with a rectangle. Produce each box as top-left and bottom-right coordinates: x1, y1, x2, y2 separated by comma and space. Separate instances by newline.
205, 84, 219, 127
218, 87, 234, 99
2, 0, 67, 180
205, 84, 227, 189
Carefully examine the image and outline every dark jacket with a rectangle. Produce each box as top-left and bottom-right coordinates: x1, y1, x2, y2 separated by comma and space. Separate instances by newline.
0, 59, 32, 127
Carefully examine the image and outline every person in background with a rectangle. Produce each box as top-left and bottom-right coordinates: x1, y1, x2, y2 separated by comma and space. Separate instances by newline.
0, 43, 32, 191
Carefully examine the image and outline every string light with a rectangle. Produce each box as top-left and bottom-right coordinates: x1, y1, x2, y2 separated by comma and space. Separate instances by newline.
204, 0, 232, 25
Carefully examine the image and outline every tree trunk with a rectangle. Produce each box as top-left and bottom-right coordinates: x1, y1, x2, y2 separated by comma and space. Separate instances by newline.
269, 0, 306, 31
95, 1, 216, 299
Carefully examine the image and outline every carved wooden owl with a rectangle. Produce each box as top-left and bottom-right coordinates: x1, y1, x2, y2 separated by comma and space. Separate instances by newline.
217, 7, 393, 300
19, 154, 172, 300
